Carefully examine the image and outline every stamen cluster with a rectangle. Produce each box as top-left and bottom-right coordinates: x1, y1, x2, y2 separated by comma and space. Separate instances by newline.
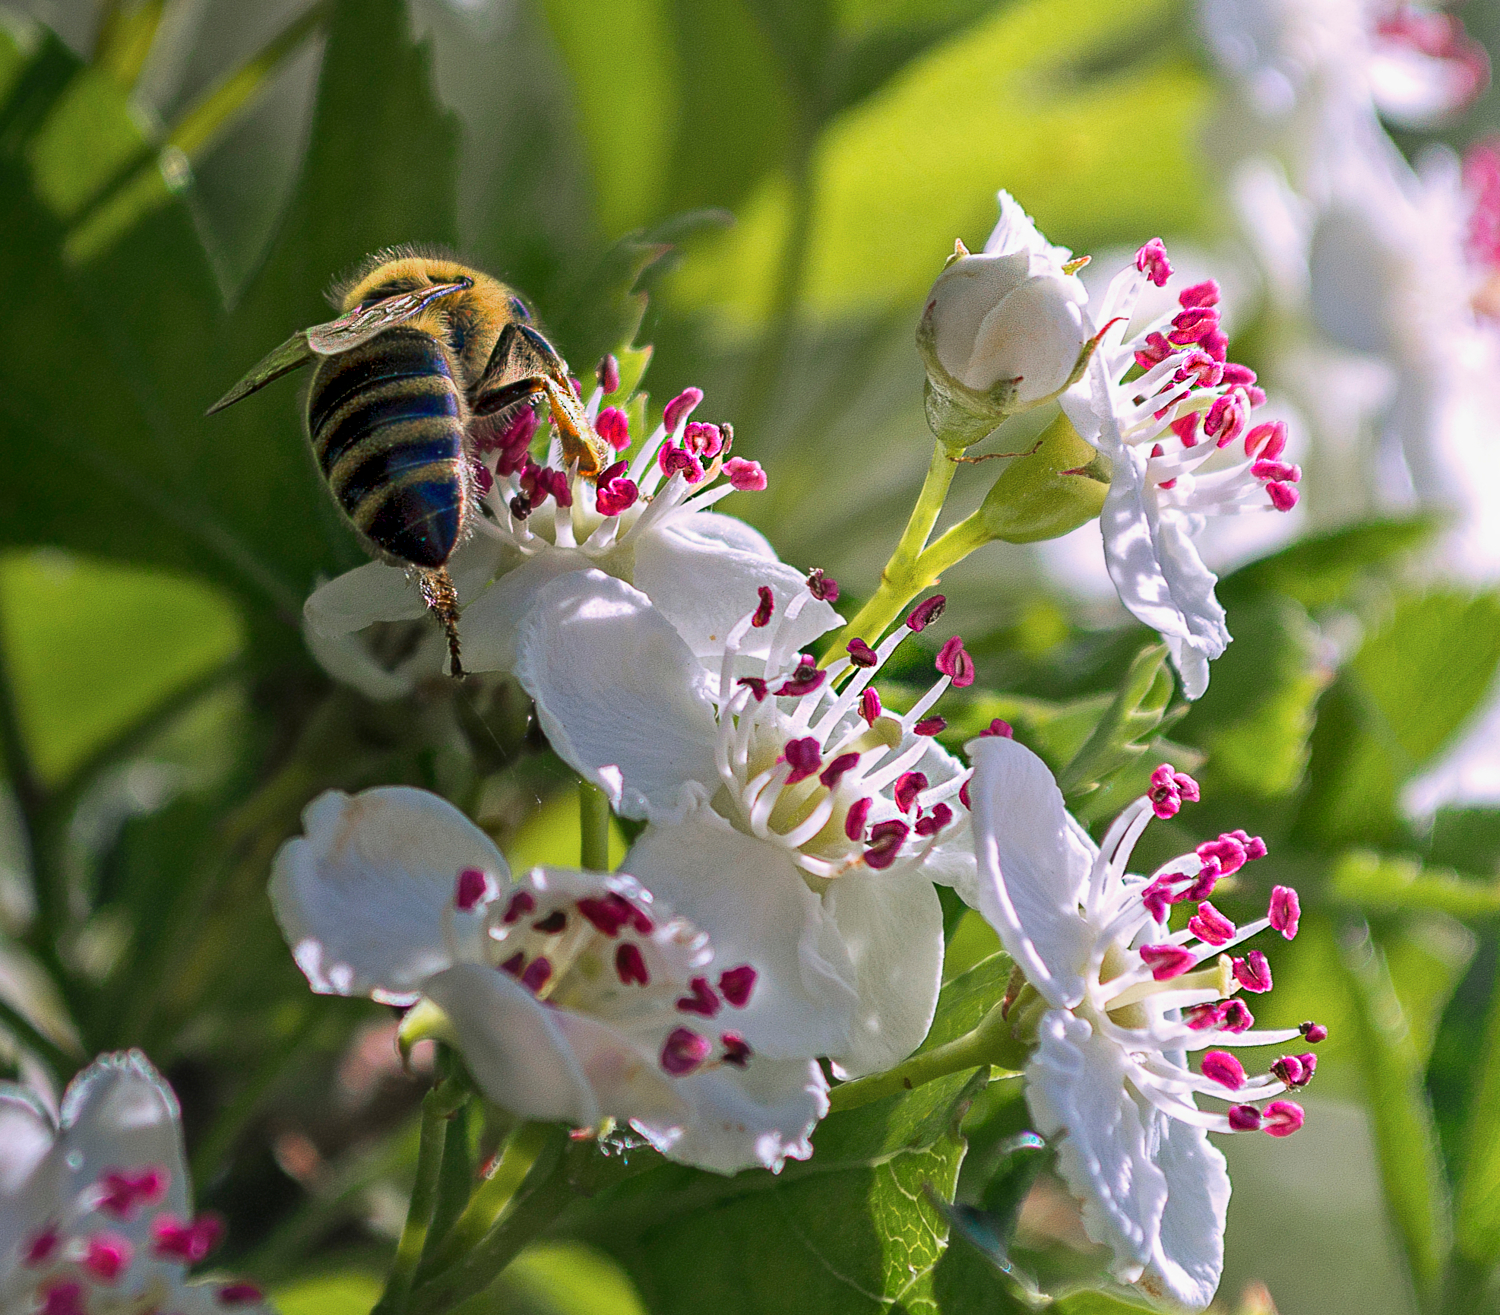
469, 372, 768, 552
1106, 242, 1301, 516
1072, 765, 1319, 1139
712, 587, 973, 879
455, 866, 759, 1078
8, 1151, 254, 1315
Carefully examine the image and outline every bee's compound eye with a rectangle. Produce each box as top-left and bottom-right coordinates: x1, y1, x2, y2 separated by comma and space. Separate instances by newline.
508, 297, 532, 323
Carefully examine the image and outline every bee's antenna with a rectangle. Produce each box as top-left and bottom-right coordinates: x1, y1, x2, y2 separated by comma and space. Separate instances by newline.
419, 568, 466, 679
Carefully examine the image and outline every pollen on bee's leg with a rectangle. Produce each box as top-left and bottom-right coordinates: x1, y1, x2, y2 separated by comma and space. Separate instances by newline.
418, 567, 465, 679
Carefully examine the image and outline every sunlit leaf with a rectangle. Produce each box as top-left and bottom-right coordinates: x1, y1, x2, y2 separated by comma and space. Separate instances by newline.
0, 551, 241, 785
1056, 642, 1187, 817
1332, 852, 1500, 922
669, 0, 1210, 327
1218, 516, 1435, 612
271, 1272, 383, 1315
506, 1241, 648, 1315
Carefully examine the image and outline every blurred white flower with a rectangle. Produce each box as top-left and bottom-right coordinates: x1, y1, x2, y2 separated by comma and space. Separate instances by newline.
302, 381, 830, 698
1061, 240, 1300, 698
919, 191, 1090, 407
510, 571, 978, 1077
270, 786, 827, 1174
0, 1052, 271, 1315
966, 734, 1320, 1311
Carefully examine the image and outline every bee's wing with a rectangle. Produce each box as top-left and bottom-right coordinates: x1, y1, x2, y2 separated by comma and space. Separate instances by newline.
205, 332, 316, 414
304, 279, 472, 354
206, 279, 472, 415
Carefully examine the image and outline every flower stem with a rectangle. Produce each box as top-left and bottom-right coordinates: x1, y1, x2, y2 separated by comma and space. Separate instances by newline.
406, 1124, 574, 1315
913, 510, 994, 583
824, 439, 958, 661
373, 1070, 471, 1315
422, 1120, 552, 1277
825, 1001, 1028, 1113
579, 778, 612, 871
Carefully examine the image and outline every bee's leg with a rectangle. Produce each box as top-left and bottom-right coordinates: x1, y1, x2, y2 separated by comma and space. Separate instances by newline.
476, 325, 604, 476
538, 376, 604, 477
419, 567, 465, 679
476, 322, 558, 393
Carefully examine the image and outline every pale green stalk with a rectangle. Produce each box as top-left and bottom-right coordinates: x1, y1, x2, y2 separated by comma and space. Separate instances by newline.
824, 439, 958, 660
373, 1074, 470, 1315
826, 1000, 1027, 1113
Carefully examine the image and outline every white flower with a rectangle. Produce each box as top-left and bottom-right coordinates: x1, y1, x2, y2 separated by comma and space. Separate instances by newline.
1198, 0, 1487, 136
269, 786, 827, 1174
303, 380, 836, 698
967, 733, 1320, 1311
0, 1052, 271, 1315
511, 571, 979, 1077
919, 191, 1091, 406
1061, 240, 1301, 699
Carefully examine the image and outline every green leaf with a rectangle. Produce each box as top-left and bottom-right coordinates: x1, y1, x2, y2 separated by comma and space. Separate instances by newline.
1051, 1293, 1162, 1315
270, 1272, 383, 1315
26, 62, 145, 221
1354, 592, 1500, 766
600, 1129, 965, 1315
1341, 922, 1454, 1303
581, 956, 1013, 1313
536, 0, 681, 236
1055, 643, 1184, 815
1332, 852, 1500, 921
939, 690, 1108, 774
504, 1241, 648, 1315
1426, 807, 1500, 876
1218, 516, 1435, 611
0, 550, 242, 784
1294, 591, 1500, 850
669, 0, 1211, 326
1175, 597, 1324, 800
1454, 972, 1500, 1277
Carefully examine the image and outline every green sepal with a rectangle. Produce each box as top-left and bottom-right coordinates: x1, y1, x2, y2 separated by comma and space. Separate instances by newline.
398, 999, 458, 1068
977, 411, 1110, 544
916, 313, 1102, 451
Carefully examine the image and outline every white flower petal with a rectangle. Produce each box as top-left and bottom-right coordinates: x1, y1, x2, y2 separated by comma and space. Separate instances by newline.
965, 276, 1089, 399
421, 964, 599, 1127
270, 787, 509, 1001
1078, 356, 1227, 699
303, 561, 428, 638
821, 865, 944, 1079
623, 819, 860, 1062
0, 1085, 54, 1256
1138, 1112, 1229, 1311
301, 624, 424, 701
984, 190, 1079, 275
633, 512, 841, 662
965, 736, 1095, 1010
928, 251, 1034, 378
646, 1057, 828, 1176
515, 571, 721, 821
1027, 1011, 1165, 1284
456, 546, 593, 673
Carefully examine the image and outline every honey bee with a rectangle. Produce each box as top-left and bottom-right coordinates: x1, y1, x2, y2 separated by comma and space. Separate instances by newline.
208, 249, 609, 678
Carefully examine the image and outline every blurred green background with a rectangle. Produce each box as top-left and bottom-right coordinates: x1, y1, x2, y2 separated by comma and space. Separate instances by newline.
6, 1, 1500, 1313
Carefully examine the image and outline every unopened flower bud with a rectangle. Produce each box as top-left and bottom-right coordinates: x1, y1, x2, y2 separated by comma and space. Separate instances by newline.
915, 193, 1093, 449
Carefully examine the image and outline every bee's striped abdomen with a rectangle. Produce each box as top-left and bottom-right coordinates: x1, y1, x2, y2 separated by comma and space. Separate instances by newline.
307, 330, 467, 570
